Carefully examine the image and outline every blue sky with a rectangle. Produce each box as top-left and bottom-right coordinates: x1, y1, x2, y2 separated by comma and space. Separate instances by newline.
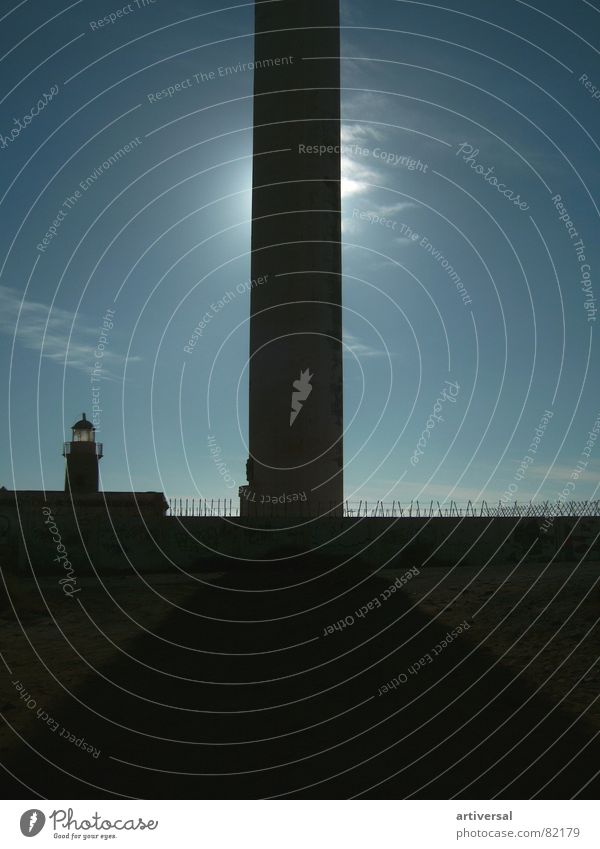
1, 0, 599, 507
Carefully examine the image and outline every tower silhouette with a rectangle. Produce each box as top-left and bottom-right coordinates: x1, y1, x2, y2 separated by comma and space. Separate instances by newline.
242, 0, 344, 517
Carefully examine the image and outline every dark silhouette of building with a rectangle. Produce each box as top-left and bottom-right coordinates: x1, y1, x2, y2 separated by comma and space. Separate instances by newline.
0, 414, 166, 575
63, 413, 102, 494
242, 0, 344, 517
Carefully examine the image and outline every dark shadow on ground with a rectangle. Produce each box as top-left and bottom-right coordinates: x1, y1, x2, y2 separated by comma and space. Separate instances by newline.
2, 557, 600, 799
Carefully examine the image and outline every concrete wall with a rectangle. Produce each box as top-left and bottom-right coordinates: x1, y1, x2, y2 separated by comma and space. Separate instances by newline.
1, 490, 598, 578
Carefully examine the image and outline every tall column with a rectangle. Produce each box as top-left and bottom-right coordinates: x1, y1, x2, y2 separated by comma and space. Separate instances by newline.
242, 0, 343, 517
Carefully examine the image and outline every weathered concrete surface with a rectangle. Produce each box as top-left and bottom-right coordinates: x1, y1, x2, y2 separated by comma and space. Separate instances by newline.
245, 0, 343, 516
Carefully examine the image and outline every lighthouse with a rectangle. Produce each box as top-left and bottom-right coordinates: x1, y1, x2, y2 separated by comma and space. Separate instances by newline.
63, 413, 103, 495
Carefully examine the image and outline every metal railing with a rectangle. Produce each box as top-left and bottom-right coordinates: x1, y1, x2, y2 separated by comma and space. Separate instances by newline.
166, 498, 600, 519
63, 442, 103, 458
168, 497, 237, 517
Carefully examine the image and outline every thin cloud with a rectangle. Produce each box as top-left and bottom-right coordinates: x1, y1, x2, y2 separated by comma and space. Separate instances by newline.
343, 331, 390, 359
341, 122, 384, 145
0, 285, 138, 380
341, 154, 379, 199
344, 200, 416, 236
526, 460, 600, 483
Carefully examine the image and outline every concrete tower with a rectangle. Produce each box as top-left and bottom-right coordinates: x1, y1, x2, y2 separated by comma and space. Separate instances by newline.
63, 413, 103, 494
242, 0, 343, 517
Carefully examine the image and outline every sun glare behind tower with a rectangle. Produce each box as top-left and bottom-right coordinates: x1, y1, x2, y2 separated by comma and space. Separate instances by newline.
241, 0, 344, 517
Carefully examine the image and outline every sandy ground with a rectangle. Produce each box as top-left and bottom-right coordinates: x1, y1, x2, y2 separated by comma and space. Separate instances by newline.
1, 560, 599, 772
0, 572, 206, 756
397, 561, 600, 726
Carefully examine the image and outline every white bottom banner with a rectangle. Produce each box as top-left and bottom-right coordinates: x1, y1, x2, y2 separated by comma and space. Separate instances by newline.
0, 800, 598, 848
